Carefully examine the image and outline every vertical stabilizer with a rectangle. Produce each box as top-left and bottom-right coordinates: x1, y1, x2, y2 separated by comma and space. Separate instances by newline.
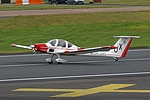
107, 36, 140, 58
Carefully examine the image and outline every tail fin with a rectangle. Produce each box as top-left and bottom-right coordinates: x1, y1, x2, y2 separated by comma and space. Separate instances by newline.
107, 36, 140, 58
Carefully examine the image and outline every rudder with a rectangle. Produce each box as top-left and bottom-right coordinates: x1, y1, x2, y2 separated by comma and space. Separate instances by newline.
107, 36, 140, 58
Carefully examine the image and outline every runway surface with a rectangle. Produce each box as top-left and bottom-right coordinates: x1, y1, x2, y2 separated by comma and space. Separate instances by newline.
0, 49, 150, 99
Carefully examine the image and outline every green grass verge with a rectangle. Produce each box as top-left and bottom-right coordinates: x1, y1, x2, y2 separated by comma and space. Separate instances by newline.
0, 11, 150, 54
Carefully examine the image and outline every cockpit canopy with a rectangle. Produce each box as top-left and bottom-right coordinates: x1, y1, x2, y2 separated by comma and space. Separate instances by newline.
47, 39, 76, 48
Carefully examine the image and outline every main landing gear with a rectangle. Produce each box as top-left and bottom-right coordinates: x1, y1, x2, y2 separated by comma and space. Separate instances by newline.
46, 54, 67, 64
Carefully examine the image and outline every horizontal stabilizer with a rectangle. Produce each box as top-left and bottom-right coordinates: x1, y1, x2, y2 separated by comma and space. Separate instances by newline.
107, 36, 140, 58
114, 36, 140, 38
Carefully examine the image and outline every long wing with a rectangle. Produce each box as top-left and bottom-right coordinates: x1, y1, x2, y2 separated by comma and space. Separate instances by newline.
11, 44, 32, 50
11, 44, 116, 55
63, 46, 116, 55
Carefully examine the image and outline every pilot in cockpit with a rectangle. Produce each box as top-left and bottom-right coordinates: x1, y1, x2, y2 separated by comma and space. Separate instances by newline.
58, 40, 66, 47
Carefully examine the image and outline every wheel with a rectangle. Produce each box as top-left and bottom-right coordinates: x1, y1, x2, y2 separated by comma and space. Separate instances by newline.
57, 62, 63, 64
49, 0, 52, 4
46, 58, 53, 64
114, 57, 118, 61
48, 61, 53, 64
74, 2, 76, 5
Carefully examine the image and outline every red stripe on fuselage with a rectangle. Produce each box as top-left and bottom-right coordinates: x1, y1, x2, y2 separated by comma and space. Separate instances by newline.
34, 43, 48, 53
64, 51, 70, 53
78, 49, 84, 52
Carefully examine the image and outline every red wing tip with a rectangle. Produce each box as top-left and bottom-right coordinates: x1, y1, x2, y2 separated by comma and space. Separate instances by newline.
11, 44, 16, 47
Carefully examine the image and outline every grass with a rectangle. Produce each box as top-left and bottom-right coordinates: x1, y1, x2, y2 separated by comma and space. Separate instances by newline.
0, 11, 150, 54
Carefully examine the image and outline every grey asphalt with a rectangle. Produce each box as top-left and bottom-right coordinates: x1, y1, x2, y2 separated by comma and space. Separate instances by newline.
0, 49, 150, 99
0, 49, 150, 79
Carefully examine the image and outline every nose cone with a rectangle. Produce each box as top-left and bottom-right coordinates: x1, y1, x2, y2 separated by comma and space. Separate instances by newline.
34, 43, 48, 53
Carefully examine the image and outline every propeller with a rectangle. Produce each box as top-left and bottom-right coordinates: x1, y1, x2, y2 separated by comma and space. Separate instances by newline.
29, 38, 36, 54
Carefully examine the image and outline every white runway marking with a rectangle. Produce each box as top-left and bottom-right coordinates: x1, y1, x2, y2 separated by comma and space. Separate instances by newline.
0, 57, 150, 68
68, 60, 114, 63
129, 49, 150, 52
0, 64, 44, 68
0, 72, 150, 82
121, 58, 150, 61
0, 54, 48, 58
68, 57, 150, 64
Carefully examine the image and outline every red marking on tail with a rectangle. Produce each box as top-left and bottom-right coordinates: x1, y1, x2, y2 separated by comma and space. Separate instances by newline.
121, 38, 132, 58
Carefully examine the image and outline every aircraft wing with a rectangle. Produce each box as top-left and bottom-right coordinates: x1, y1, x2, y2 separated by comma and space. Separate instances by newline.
11, 44, 32, 49
63, 46, 116, 54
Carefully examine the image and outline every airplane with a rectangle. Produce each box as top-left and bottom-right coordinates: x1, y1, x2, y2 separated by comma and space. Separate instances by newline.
11, 36, 140, 64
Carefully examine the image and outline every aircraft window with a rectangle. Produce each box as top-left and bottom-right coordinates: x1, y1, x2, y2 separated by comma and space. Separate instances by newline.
49, 40, 56, 46
57, 40, 66, 47
68, 42, 72, 48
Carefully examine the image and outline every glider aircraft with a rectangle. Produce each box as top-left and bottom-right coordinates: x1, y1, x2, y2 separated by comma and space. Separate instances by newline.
11, 36, 140, 64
